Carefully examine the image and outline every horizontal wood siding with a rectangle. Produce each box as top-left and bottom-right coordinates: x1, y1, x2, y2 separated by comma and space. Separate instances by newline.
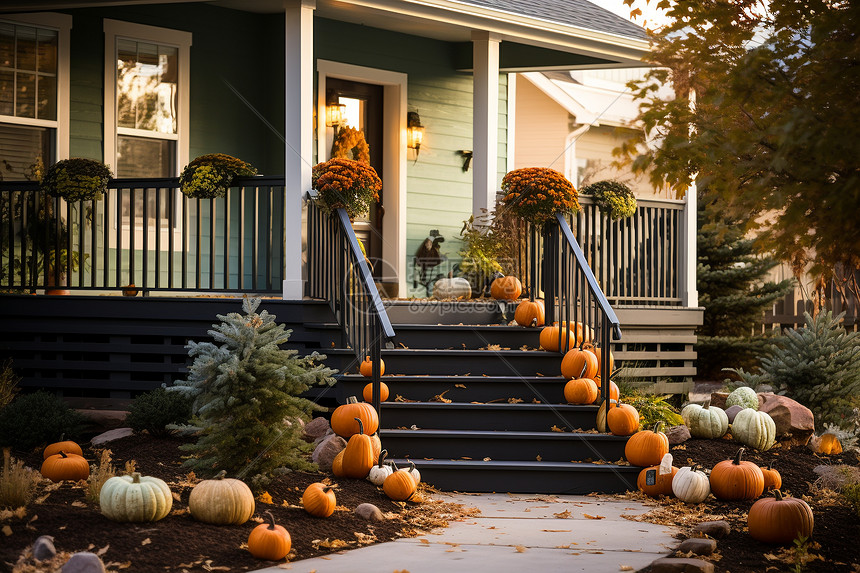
514, 77, 570, 170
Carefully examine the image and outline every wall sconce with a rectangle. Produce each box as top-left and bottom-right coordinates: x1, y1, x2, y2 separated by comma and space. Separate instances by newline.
407, 111, 425, 158
326, 90, 346, 128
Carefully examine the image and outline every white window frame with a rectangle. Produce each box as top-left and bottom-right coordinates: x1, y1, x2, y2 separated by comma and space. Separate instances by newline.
0, 12, 72, 162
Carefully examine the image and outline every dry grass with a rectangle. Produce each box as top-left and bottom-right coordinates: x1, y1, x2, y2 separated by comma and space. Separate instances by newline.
0, 358, 20, 410
0, 449, 41, 509
86, 449, 116, 504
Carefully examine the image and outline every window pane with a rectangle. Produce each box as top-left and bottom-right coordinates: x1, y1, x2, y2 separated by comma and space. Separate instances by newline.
115, 39, 177, 134
116, 135, 174, 178
0, 70, 12, 116
116, 39, 137, 129
0, 24, 13, 68
15, 26, 36, 71
16, 71, 35, 118
37, 75, 56, 120
37, 29, 57, 73
0, 122, 52, 179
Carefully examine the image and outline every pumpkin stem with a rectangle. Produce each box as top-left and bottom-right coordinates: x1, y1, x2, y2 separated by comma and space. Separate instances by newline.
378, 449, 388, 467
702, 399, 711, 409
214, 470, 227, 480
653, 421, 665, 434
354, 417, 365, 435
408, 461, 416, 473
766, 462, 775, 471
264, 509, 277, 530
733, 447, 745, 465
131, 472, 141, 483
579, 361, 588, 379
772, 489, 784, 501
59, 451, 68, 459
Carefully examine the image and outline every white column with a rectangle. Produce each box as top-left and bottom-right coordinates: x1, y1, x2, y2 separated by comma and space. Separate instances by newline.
472, 31, 501, 216
283, 0, 315, 299
680, 184, 699, 307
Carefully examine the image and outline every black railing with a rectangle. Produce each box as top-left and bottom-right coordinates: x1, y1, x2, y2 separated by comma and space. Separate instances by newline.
0, 177, 286, 293
526, 213, 622, 406
305, 190, 395, 417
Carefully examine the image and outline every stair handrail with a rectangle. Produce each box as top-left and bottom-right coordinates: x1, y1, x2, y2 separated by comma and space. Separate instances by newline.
305, 189, 394, 417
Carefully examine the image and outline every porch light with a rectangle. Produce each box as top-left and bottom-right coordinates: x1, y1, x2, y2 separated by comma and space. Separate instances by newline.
407, 111, 425, 156
326, 90, 346, 128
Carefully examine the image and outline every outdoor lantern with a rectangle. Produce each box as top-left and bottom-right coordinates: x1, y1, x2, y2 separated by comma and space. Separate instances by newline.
407, 111, 425, 155
326, 90, 346, 128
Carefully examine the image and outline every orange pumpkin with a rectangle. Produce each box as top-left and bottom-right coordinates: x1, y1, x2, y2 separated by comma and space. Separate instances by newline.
564, 378, 598, 405
561, 347, 599, 380
761, 463, 782, 492
331, 396, 379, 438
359, 356, 385, 377
590, 346, 615, 374
747, 490, 814, 543
607, 402, 639, 436
247, 510, 291, 560
302, 483, 337, 517
490, 276, 522, 300
331, 450, 346, 477
382, 469, 417, 501
594, 379, 620, 402
43, 438, 83, 459
369, 432, 382, 461
637, 453, 678, 497
818, 433, 842, 455
363, 382, 389, 403
41, 451, 90, 482
539, 323, 573, 352
572, 322, 593, 346
341, 418, 375, 479
709, 447, 765, 501
625, 422, 669, 467
514, 299, 545, 327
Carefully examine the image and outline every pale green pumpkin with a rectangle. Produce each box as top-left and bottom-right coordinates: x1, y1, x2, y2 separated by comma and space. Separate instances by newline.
726, 386, 759, 410
732, 408, 776, 451
681, 400, 729, 439
100, 472, 173, 522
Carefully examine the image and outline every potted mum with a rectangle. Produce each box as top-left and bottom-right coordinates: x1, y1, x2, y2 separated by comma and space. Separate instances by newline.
179, 153, 257, 199
582, 180, 637, 220
41, 158, 113, 202
311, 157, 382, 219
499, 167, 580, 224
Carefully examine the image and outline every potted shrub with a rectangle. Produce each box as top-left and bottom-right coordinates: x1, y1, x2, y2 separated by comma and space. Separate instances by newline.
179, 153, 257, 199
311, 157, 382, 219
40, 158, 113, 203
582, 180, 637, 220
499, 167, 580, 224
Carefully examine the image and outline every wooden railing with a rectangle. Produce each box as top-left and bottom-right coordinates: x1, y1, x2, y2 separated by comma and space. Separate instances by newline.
305, 190, 395, 416
0, 177, 286, 294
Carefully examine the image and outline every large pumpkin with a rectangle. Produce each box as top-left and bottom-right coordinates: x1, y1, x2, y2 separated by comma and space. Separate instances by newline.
564, 377, 598, 405
672, 466, 711, 503
709, 447, 765, 501
41, 451, 89, 483
43, 438, 83, 459
99, 472, 173, 522
561, 347, 599, 380
248, 510, 291, 560
188, 471, 255, 525
382, 469, 417, 501
624, 422, 669, 467
732, 408, 776, 451
302, 482, 336, 518
490, 276, 522, 300
341, 418, 375, 479
539, 323, 573, 352
331, 396, 379, 438
681, 400, 729, 439
747, 490, 814, 543
514, 299, 545, 327
607, 402, 640, 436
363, 382, 389, 403
433, 276, 472, 299
818, 433, 843, 455
590, 346, 615, 374
359, 357, 385, 378
726, 386, 759, 410
637, 453, 678, 498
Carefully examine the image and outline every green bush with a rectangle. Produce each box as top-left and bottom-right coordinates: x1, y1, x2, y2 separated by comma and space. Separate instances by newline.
125, 387, 193, 438
582, 180, 637, 220
0, 390, 86, 452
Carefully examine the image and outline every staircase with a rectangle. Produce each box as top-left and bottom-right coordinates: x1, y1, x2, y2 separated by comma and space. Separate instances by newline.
310, 300, 639, 495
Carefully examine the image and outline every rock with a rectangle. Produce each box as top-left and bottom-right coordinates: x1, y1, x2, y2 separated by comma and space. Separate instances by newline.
650, 557, 714, 573
709, 392, 728, 410
678, 538, 717, 556
90, 428, 134, 445
666, 425, 691, 445
807, 434, 821, 453
313, 428, 335, 446
302, 417, 331, 443
724, 405, 743, 423
813, 464, 860, 490
354, 503, 385, 521
32, 535, 56, 561
693, 520, 730, 539
61, 553, 106, 573
312, 434, 346, 472
757, 393, 815, 445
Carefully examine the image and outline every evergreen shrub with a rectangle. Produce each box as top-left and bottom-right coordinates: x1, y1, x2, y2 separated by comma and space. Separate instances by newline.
0, 390, 86, 452
125, 387, 193, 438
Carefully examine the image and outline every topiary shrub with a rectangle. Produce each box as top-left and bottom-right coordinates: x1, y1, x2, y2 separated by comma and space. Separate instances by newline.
125, 387, 193, 438
0, 391, 86, 452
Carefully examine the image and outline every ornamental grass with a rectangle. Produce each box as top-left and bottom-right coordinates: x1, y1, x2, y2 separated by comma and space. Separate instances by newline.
500, 167, 580, 223
312, 157, 382, 219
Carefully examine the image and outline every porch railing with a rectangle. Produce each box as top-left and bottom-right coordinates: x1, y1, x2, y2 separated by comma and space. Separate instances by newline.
305, 190, 395, 416
0, 177, 287, 293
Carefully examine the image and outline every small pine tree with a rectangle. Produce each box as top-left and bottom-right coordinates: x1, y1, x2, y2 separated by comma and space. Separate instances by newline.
170, 296, 335, 488
695, 197, 794, 379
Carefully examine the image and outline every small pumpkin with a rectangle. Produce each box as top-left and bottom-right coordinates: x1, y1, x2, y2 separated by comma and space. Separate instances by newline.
539, 323, 573, 352
382, 468, 417, 501
302, 482, 336, 517
188, 471, 255, 525
732, 408, 776, 451
607, 401, 640, 436
592, 379, 620, 402
637, 453, 678, 498
747, 490, 814, 544
433, 275, 471, 299
681, 400, 729, 439
561, 347, 599, 380
590, 346, 615, 374
331, 396, 379, 438
341, 418, 375, 479
359, 357, 385, 378
572, 322, 594, 346
369, 432, 382, 461
596, 398, 617, 433
248, 510, 291, 560
672, 465, 711, 504
818, 432, 843, 455
624, 422, 669, 467
514, 299, 545, 327
709, 447, 765, 501
726, 386, 759, 410
406, 461, 421, 485
99, 472, 172, 522
490, 275, 522, 300
43, 436, 83, 459
367, 450, 394, 486
761, 462, 782, 491
564, 377, 598, 405
363, 382, 389, 403
331, 450, 346, 477
40, 451, 89, 483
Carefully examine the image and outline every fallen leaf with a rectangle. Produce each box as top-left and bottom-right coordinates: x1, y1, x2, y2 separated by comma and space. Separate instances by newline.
507, 397, 523, 404
542, 529, 571, 532
96, 544, 110, 556
584, 514, 605, 520
141, 538, 151, 546
419, 539, 430, 544
553, 510, 571, 519
454, 384, 467, 388
71, 501, 86, 508
483, 457, 492, 462
536, 455, 542, 461
550, 425, 564, 432
171, 492, 182, 502
257, 491, 273, 504
2, 525, 11, 536
620, 567, 634, 571
515, 545, 527, 553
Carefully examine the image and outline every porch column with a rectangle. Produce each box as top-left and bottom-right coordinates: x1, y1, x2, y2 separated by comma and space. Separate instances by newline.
680, 184, 699, 307
283, 0, 315, 300
472, 31, 501, 216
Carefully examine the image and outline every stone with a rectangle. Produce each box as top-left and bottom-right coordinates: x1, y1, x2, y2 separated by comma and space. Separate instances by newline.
90, 428, 134, 445
693, 520, 730, 539
302, 417, 331, 443
61, 552, 106, 573
650, 557, 714, 573
32, 535, 56, 561
678, 538, 717, 556
724, 405, 743, 423
313, 428, 335, 446
666, 424, 691, 445
757, 393, 815, 445
709, 392, 728, 410
312, 434, 346, 472
354, 503, 385, 521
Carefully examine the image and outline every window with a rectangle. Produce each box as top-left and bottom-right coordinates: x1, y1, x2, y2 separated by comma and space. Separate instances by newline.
0, 14, 70, 178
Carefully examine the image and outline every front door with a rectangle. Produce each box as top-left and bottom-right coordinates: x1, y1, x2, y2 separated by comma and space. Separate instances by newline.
327, 78, 384, 280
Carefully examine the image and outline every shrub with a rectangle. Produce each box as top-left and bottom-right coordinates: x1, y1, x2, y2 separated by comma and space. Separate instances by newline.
125, 387, 193, 438
0, 448, 41, 508
179, 153, 257, 199
0, 358, 20, 410
0, 391, 86, 452
582, 180, 637, 220
41, 158, 113, 202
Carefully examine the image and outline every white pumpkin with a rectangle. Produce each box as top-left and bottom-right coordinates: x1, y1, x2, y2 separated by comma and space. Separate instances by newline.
99, 472, 173, 522
433, 276, 471, 299
367, 450, 394, 486
682, 400, 729, 439
406, 461, 421, 485
726, 386, 759, 410
732, 408, 776, 451
672, 466, 711, 503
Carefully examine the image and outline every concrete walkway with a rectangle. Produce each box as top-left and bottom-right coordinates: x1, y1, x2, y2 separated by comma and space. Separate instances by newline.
256, 493, 680, 573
